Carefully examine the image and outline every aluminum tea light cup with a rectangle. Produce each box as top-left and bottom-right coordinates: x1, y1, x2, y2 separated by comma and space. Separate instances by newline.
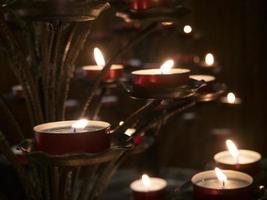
192, 168, 253, 200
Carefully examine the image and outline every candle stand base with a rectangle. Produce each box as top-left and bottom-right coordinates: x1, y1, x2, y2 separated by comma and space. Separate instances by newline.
17, 140, 133, 200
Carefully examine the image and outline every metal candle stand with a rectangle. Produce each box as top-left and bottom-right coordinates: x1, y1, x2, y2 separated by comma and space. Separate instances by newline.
0, 1, 228, 200
17, 140, 133, 200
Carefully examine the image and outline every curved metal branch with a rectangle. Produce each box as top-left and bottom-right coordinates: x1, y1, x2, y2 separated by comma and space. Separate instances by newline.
133, 100, 196, 139
112, 100, 162, 136
0, 132, 38, 200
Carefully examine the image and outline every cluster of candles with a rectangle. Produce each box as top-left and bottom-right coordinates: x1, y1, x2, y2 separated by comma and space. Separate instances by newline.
129, 139, 261, 200
29, 115, 262, 200
27, 47, 219, 155
29, 47, 251, 199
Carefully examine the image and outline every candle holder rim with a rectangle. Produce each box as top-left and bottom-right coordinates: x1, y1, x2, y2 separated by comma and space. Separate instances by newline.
124, 79, 205, 100
191, 170, 253, 189
214, 149, 262, 164
17, 139, 133, 166
34, 120, 111, 134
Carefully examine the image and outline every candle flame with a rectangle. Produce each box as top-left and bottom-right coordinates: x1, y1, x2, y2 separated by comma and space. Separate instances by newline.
160, 59, 174, 74
226, 139, 239, 162
183, 25, 192, 34
227, 92, 236, 104
142, 174, 151, 188
72, 119, 89, 130
94, 47, 106, 68
205, 53, 214, 66
215, 167, 227, 186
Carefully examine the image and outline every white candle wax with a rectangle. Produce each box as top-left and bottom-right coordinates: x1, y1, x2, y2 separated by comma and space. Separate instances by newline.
192, 170, 253, 190
43, 127, 101, 134
83, 64, 123, 71
132, 68, 190, 75
214, 150, 261, 165
189, 74, 215, 82
130, 177, 167, 192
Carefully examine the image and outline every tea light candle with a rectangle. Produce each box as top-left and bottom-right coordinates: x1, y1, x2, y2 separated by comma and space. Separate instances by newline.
34, 119, 110, 155
131, 59, 190, 94
220, 92, 242, 105
130, 174, 167, 200
12, 85, 24, 98
82, 47, 123, 81
192, 168, 253, 200
214, 140, 261, 176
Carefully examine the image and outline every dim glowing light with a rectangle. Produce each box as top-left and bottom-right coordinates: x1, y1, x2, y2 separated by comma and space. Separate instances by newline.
160, 59, 174, 74
94, 47, 106, 68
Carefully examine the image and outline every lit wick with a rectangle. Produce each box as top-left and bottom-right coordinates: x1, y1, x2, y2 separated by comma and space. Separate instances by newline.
72, 119, 89, 133
226, 139, 240, 164
160, 59, 174, 74
215, 167, 227, 189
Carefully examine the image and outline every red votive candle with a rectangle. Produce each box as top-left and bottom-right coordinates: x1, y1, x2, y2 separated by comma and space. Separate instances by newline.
82, 47, 124, 81
214, 140, 261, 176
214, 150, 261, 176
82, 64, 123, 81
130, 174, 167, 200
12, 85, 24, 98
192, 169, 253, 200
131, 59, 190, 94
130, 0, 150, 10
34, 120, 110, 155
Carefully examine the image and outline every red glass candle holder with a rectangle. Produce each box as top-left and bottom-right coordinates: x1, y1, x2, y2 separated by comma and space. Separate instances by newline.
192, 170, 253, 200
82, 64, 123, 81
131, 68, 190, 94
12, 85, 24, 98
34, 120, 111, 155
130, 0, 150, 10
214, 150, 262, 176
129, 0, 171, 10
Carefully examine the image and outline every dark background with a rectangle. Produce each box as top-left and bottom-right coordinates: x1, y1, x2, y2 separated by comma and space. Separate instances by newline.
0, 0, 266, 171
